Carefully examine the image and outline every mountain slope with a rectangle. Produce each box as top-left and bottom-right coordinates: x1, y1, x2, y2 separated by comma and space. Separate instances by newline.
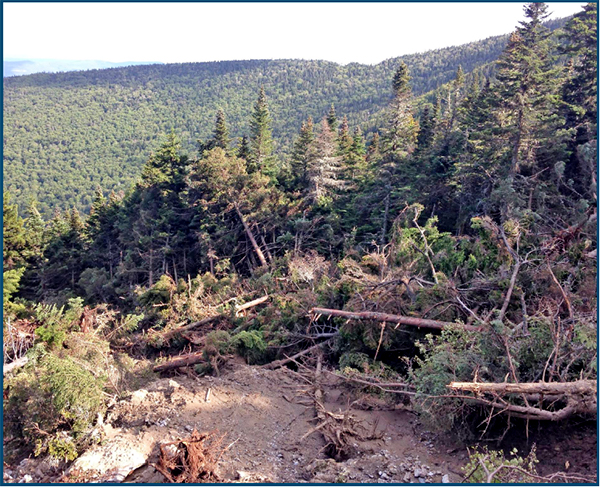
3, 19, 567, 216
3, 59, 162, 78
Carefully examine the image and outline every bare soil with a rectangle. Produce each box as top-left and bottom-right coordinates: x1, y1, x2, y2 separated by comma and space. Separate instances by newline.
5, 359, 597, 483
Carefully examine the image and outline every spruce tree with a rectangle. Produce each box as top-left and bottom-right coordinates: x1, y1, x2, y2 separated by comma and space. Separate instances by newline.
249, 87, 275, 175
326, 104, 338, 132
291, 116, 316, 190
3, 193, 27, 270
213, 108, 231, 151
237, 135, 251, 161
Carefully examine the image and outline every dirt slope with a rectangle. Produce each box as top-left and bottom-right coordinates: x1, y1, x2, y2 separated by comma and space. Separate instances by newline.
5, 360, 595, 483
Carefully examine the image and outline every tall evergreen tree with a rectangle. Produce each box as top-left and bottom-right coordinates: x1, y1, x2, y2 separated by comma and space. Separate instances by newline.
237, 135, 251, 161
307, 118, 346, 203
248, 87, 275, 175
3, 193, 27, 270
291, 116, 316, 190
213, 108, 231, 151
326, 104, 338, 132
378, 62, 419, 244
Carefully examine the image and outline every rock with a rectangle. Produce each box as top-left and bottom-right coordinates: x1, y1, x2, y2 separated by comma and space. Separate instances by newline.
418, 478, 426, 483
130, 389, 148, 406
442, 474, 450, 483
403, 472, 412, 482
68, 434, 150, 483
19, 474, 33, 483
414, 468, 423, 478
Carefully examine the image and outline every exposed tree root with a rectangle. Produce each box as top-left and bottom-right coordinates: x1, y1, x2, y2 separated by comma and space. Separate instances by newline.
154, 429, 225, 483
303, 352, 367, 461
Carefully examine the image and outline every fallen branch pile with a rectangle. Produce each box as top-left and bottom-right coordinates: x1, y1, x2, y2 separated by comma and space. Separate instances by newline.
157, 295, 269, 343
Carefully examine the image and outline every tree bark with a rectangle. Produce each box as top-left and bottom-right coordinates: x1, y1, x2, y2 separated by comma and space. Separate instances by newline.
262, 338, 334, 370
448, 380, 596, 396
153, 352, 206, 372
310, 307, 482, 332
235, 295, 269, 315
234, 203, 268, 267
447, 380, 597, 421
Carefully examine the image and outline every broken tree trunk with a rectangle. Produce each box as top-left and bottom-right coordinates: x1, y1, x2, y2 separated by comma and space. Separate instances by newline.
234, 203, 268, 267
235, 295, 269, 316
448, 380, 596, 396
153, 352, 206, 372
262, 338, 334, 370
447, 380, 597, 421
310, 307, 482, 332
160, 315, 221, 342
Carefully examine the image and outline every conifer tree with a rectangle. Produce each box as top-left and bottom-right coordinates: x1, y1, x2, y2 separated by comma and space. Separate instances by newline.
237, 135, 251, 161
495, 2, 555, 177
378, 62, 419, 244
326, 104, 338, 132
307, 118, 346, 203
560, 2, 597, 141
416, 104, 436, 154
213, 108, 231, 151
249, 87, 275, 175
3, 193, 27, 270
337, 116, 354, 156
291, 116, 316, 190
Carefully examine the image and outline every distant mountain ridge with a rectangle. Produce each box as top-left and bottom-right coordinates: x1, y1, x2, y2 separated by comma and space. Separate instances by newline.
3, 17, 568, 216
3, 59, 162, 77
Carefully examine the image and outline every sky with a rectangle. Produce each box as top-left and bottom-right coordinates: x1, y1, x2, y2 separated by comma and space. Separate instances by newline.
4, 2, 588, 66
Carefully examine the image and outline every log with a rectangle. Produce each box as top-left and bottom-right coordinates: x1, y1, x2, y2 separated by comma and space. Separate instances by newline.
448, 380, 597, 396
234, 203, 268, 267
310, 307, 482, 332
160, 315, 220, 342
262, 338, 334, 370
447, 380, 597, 421
235, 295, 269, 316
3, 356, 29, 376
153, 352, 206, 372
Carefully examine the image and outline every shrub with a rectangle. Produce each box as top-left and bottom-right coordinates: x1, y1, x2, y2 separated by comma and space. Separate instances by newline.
462, 446, 538, 483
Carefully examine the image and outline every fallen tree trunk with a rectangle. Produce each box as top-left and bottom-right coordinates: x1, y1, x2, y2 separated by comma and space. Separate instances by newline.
448, 380, 596, 396
447, 380, 597, 421
160, 315, 220, 342
235, 295, 269, 316
310, 307, 482, 332
153, 352, 206, 372
234, 203, 268, 267
262, 338, 334, 370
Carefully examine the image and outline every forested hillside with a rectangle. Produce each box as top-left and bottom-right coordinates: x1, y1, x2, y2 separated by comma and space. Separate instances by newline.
3, 18, 568, 216
3, 4, 596, 483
